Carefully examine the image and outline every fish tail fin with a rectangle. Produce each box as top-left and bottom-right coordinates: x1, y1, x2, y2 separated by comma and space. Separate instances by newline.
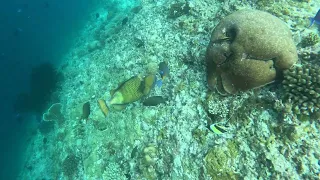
97, 99, 110, 117
308, 17, 315, 27
156, 79, 163, 87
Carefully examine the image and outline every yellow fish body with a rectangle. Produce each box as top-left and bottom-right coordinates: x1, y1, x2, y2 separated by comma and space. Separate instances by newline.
109, 75, 156, 106
97, 99, 109, 117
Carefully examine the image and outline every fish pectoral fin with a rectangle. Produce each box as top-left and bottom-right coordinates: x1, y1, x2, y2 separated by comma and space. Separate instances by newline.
111, 104, 127, 111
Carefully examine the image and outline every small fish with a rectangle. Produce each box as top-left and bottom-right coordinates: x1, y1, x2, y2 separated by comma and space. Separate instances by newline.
309, 9, 320, 27
156, 61, 170, 87
81, 102, 90, 121
96, 13, 100, 19
131, 146, 138, 158
122, 17, 128, 25
208, 124, 228, 135
158, 61, 169, 80
142, 96, 167, 106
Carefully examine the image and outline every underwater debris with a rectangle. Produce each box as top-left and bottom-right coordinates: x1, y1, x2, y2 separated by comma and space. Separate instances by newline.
168, 2, 191, 19
97, 99, 109, 117
81, 102, 90, 120
142, 96, 167, 106
206, 10, 297, 94
42, 103, 63, 121
282, 64, 320, 116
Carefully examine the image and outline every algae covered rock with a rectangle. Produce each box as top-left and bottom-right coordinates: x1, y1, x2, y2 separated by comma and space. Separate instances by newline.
300, 32, 319, 48
282, 64, 320, 116
204, 141, 239, 179
206, 9, 297, 94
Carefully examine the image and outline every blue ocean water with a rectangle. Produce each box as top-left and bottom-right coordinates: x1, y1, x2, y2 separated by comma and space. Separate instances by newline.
1, 0, 319, 179
0, 0, 99, 179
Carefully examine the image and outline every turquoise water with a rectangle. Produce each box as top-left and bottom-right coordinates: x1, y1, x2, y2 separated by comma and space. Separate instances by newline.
1, 0, 320, 179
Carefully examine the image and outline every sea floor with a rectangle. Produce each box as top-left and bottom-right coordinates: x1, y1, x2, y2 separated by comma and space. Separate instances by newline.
19, 0, 320, 179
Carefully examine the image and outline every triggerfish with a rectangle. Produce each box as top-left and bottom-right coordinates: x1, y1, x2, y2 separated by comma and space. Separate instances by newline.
109, 75, 157, 109
309, 9, 320, 27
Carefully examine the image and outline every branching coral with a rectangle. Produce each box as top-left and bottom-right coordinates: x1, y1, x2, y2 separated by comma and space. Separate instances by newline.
282, 64, 320, 116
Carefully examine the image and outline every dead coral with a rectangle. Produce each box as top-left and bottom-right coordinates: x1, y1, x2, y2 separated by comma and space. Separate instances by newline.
206, 10, 297, 94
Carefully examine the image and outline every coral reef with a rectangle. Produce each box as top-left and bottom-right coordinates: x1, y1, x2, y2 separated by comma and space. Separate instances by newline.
300, 32, 320, 48
168, 2, 191, 19
18, 0, 320, 180
206, 9, 297, 94
87, 40, 103, 52
139, 145, 158, 179
62, 154, 80, 178
205, 140, 239, 179
282, 64, 320, 117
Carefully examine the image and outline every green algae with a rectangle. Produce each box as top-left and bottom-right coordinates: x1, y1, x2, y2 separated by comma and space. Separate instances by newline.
192, 128, 207, 145
205, 140, 240, 179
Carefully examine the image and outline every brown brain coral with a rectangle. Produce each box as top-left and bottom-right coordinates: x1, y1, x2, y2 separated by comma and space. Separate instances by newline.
206, 10, 298, 94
